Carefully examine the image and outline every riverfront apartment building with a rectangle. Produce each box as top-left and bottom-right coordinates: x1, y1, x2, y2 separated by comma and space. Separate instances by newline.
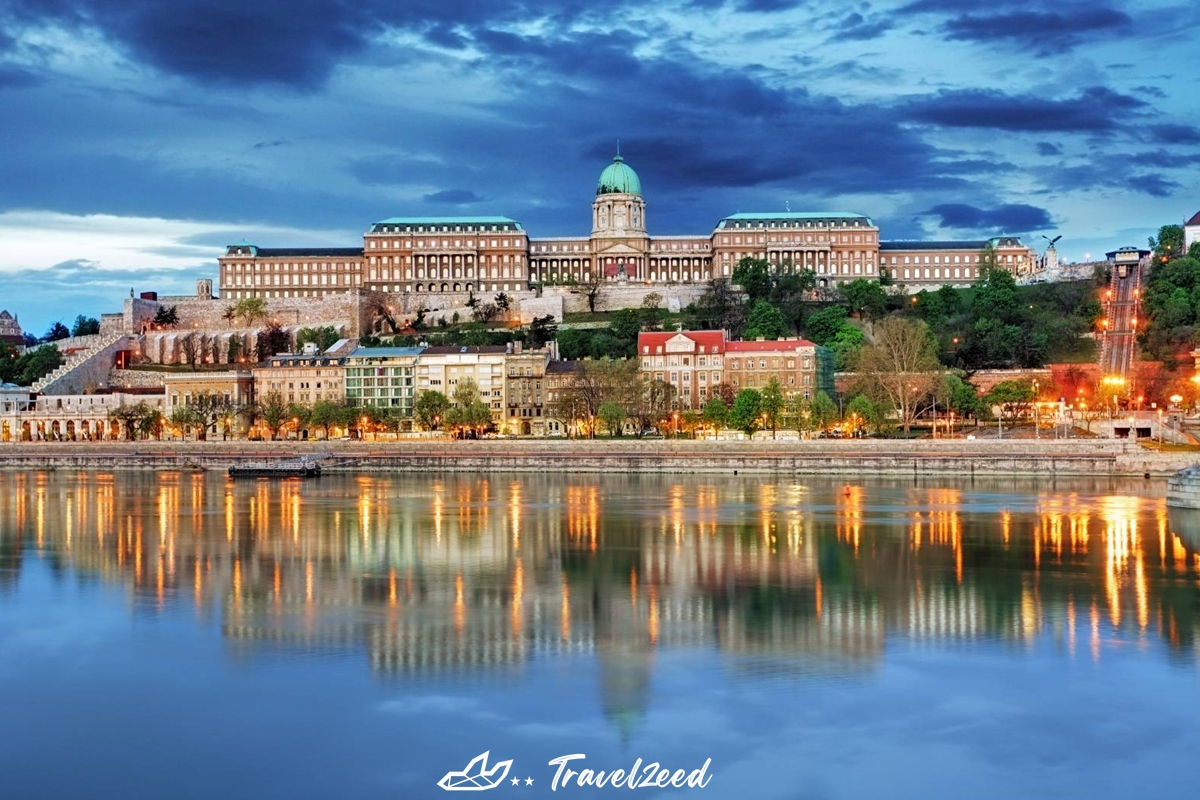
343, 347, 422, 415
218, 155, 1036, 302
252, 352, 346, 406
637, 331, 833, 409
724, 339, 834, 399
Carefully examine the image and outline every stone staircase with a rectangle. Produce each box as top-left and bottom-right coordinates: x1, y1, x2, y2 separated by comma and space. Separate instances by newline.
31, 332, 131, 395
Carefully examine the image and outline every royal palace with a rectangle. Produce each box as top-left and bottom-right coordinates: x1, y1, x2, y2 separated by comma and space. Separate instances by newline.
218, 154, 1036, 302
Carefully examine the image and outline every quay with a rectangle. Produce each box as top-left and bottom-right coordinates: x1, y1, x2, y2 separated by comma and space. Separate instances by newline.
0, 439, 1195, 478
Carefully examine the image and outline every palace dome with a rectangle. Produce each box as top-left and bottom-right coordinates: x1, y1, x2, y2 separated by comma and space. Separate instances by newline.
596, 155, 641, 196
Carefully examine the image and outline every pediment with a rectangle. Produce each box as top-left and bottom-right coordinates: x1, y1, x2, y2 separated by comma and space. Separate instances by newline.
595, 241, 645, 256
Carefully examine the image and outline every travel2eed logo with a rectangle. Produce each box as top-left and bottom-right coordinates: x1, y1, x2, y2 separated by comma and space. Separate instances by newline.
438, 751, 713, 792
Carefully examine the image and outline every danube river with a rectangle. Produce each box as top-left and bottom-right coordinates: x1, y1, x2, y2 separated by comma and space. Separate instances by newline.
1, 471, 1198, 799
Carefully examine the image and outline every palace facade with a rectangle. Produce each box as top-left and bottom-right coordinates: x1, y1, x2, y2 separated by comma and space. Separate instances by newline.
218, 155, 1036, 302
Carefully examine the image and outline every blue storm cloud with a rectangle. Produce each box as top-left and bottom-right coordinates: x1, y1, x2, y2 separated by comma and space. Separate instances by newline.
0, 0, 1197, 329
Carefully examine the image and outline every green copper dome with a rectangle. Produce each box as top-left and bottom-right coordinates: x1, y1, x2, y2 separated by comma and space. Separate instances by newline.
596, 155, 642, 196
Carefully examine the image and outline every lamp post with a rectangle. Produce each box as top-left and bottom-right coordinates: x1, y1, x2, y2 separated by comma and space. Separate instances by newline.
1157, 407, 1164, 443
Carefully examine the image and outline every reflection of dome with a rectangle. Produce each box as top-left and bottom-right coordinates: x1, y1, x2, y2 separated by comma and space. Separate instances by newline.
596, 155, 641, 196
597, 647, 652, 745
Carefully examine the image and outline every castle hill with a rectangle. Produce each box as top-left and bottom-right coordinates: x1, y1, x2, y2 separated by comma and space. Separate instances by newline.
3, 163, 1200, 482
5, 7, 1200, 798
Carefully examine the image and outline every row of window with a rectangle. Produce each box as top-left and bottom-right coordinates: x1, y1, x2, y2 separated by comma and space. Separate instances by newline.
368, 238, 523, 249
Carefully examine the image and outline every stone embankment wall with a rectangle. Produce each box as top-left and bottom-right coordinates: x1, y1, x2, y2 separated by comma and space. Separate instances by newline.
108, 369, 167, 389
0, 440, 1193, 478
120, 293, 367, 338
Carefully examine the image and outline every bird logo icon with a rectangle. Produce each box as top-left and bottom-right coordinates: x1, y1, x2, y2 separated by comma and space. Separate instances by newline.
437, 751, 514, 792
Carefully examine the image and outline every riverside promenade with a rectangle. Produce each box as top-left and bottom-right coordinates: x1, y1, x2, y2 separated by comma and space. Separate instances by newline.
0, 439, 1195, 478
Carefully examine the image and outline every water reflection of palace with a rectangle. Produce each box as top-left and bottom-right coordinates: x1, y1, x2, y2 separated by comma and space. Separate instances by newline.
3, 474, 1200, 709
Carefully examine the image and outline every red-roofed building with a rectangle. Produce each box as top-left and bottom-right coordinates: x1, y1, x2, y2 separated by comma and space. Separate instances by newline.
638, 331, 835, 408
637, 331, 727, 408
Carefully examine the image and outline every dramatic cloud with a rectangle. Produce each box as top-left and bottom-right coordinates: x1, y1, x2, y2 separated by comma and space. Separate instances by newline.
921, 203, 1054, 233
1146, 124, 1200, 145
938, 8, 1132, 55
829, 12, 894, 41
1, 0, 1198, 328
902, 87, 1146, 133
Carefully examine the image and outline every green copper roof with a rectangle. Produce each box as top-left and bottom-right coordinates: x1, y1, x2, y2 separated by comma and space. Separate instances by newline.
370, 216, 523, 234
719, 212, 873, 227
596, 155, 642, 196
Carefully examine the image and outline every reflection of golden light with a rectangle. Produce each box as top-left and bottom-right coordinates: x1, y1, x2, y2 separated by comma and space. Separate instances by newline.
838, 485, 862, 553
1001, 510, 1011, 547
1091, 600, 1100, 662
630, 566, 638, 608
233, 558, 242, 608
671, 484, 685, 541
509, 482, 522, 547
305, 560, 314, 605
511, 559, 524, 638
560, 580, 570, 641
156, 554, 164, 608
1135, 548, 1149, 632
455, 571, 465, 635
1101, 496, 1140, 630
388, 568, 398, 608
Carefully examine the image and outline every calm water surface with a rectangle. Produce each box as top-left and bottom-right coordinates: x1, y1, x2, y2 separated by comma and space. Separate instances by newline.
1, 471, 1199, 800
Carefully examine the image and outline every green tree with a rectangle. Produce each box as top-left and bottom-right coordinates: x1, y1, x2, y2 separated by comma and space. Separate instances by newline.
448, 378, 493, 436
809, 390, 839, 432
597, 400, 626, 436
152, 305, 179, 327
415, 390, 451, 430
610, 308, 642, 342
727, 389, 763, 435
108, 401, 160, 441
256, 392, 289, 440
309, 400, 343, 438
759, 377, 785, 439
233, 297, 267, 326
4, 344, 63, 386
43, 321, 70, 341
829, 325, 865, 370
985, 380, 1036, 424
295, 326, 340, 352
1150, 224, 1185, 263
856, 317, 942, 434
528, 315, 558, 348
702, 397, 728, 433
846, 394, 886, 435
743, 300, 789, 340
732, 257, 772, 301
839, 279, 888, 320
805, 305, 851, 345
639, 293, 666, 331
168, 406, 203, 439
71, 315, 100, 337
688, 278, 746, 335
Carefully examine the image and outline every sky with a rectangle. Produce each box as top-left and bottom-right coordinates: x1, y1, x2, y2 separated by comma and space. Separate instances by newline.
1, 0, 1198, 334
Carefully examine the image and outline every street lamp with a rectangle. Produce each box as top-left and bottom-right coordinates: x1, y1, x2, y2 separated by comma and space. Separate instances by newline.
1157, 407, 1164, 443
